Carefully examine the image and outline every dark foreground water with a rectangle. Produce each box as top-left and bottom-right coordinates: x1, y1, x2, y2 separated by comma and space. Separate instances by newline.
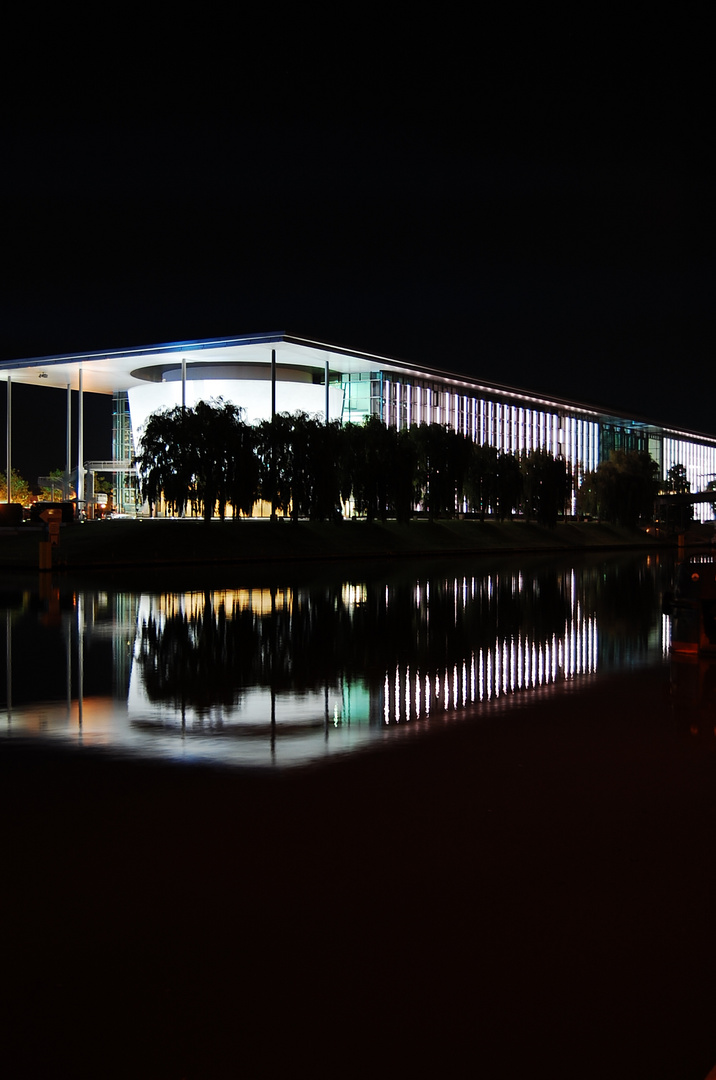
2, 551, 716, 1080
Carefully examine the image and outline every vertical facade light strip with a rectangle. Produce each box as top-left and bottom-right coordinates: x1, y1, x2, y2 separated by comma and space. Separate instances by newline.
77, 368, 84, 516
66, 383, 71, 501
325, 360, 329, 424
181, 357, 186, 412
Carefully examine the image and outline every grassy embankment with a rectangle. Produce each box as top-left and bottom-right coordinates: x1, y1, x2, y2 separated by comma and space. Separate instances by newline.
0, 516, 670, 573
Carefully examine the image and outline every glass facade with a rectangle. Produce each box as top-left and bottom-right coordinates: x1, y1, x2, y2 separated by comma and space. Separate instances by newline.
663, 435, 716, 522
112, 391, 139, 515
338, 369, 716, 519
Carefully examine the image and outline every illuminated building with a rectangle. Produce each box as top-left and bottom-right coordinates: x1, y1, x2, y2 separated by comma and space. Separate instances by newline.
1, 330, 715, 519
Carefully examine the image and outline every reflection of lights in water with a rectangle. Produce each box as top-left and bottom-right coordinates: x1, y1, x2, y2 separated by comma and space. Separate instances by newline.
381, 608, 602, 723
510, 638, 515, 692
663, 614, 671, 657
341, 583, 367, 609
1, 563, 665, 762
150, 588, 294, 623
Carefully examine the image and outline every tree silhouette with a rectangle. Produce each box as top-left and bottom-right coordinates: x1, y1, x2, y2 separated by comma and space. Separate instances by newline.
410, 423, 472, 518
137, 399, 257, 521
495, 452, 522, 520
465, 443, 499, 520
594, 450, 658, 526
341, 417, 396, 522
521, 449, 570, 526
136, 405, 193, 516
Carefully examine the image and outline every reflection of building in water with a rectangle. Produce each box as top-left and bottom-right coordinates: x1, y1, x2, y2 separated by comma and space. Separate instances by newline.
383, 628, 598, 724
381, 570, 598, 724
82, 591, 141, 699
0, 559, 669, 764
0, 587, 140, 710
150, 588, 293, 621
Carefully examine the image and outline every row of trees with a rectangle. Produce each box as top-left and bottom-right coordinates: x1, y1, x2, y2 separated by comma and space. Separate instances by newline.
136, 401, 575, 525
0, 399, 690, 528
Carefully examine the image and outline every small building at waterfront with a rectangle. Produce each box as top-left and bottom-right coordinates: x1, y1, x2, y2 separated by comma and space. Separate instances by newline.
1, 331, 715, 519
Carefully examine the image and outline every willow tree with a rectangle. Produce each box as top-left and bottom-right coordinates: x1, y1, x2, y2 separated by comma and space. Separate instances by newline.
465, 443, 498, 520
409, 423, 472, 519
136, 405, 194, 516
254, 412, 344, 522
137, 399, 258, 521
340, 417, 397, 523
521, 449, 570, 526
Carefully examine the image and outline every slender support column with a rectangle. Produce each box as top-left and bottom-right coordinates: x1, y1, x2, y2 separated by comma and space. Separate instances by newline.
182, 357, 186, 412
66, 383, 71, 500
77, 369, 84, 516
6, 376, 10, 503
270, 349, 276, 522
325, 360, 329, 424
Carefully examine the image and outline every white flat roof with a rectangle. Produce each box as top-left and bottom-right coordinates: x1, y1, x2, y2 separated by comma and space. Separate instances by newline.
0, 330, 601, 415
1, 330, 714, 442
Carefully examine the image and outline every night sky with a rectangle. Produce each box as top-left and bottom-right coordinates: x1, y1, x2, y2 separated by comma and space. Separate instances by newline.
1, 17, 713, 485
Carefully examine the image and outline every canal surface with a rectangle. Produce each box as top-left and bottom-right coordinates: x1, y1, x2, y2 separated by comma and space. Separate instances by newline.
3, 549, 716, 1079
0, 550, 683, 767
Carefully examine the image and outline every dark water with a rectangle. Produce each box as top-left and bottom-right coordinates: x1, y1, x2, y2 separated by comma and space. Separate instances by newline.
4, 549, 716, 1080
0, 550, 677, 767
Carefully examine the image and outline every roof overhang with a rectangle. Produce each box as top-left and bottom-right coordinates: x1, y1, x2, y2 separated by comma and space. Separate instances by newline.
0, 330, 600, 416
1, 331, 714, 444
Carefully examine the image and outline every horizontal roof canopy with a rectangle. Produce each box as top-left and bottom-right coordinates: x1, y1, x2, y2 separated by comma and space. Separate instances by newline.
0, 331, 713, 442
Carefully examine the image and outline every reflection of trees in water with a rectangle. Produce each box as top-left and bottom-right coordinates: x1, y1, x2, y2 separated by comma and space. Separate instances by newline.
137, 591, 256, 712
136, 586, 358, 711
133, 556, 668, 710
575, 556, 663, 662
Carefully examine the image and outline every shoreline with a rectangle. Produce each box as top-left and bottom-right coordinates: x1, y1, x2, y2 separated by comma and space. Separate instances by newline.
0, 516, 686, 573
